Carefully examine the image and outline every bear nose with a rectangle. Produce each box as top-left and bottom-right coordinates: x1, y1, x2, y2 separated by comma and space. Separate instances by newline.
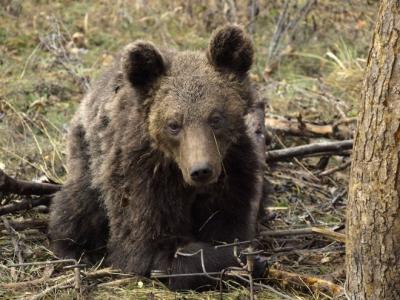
190, 164, 213, 183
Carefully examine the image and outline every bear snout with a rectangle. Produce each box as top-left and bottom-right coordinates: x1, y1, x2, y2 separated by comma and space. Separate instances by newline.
179, 125, 222, 187
190, 163, 214, 183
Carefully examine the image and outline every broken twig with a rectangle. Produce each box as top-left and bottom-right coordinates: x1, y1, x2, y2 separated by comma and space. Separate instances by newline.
0, 169, 60, 196
0, 218, 47, 232
0, 196, 51, 216
266, 140, 353, 162
265, 115, 353, 139
268, 267, 344, 296
1, 217, 24, 265
0, 265, 54, 290
318, 160, 351, 176
261, 227, 345, 243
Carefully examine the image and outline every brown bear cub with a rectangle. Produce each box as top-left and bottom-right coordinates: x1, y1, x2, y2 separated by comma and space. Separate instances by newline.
49, 25, 266, 290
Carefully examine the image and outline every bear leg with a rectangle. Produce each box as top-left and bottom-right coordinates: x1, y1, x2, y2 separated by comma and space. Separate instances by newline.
48, 180, 108, 263
48, 121, 108, 263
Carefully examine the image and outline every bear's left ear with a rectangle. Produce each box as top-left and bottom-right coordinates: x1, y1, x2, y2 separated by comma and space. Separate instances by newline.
121, 41, 166, 89
207, 25, 254, 76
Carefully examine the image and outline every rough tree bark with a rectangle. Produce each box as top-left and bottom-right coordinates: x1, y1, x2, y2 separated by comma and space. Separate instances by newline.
346, 1, 400, 299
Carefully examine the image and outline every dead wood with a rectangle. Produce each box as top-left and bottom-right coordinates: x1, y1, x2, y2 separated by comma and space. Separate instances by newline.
0, 219, 47, 231
82, 268, 134, 279
267, 267, 344, 296
300, 150, 351, 158
265, 114, 354, 139
28, 277, 75, 300
266, 140, 353, 162
310, 227, 345, 243
318, 160, 351, 176
0, 265, 54, 290
0, 169, 61, 196
97, 278, 138, 288
0, 235, 47, 245
1, 217, 24, 265
261, 227, 346, 243
0, 196, 51, 216
0, 268, 127, 290
0, 266, 136, 297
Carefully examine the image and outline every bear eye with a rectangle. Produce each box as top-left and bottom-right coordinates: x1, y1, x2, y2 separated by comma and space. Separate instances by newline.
209, 114, 224, 129
167, 121, 181, 135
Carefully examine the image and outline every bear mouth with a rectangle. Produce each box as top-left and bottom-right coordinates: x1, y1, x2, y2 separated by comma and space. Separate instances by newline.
186, 176, 219, 188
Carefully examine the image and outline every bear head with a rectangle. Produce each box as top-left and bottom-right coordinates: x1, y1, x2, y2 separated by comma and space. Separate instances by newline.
120, 25, 254, 187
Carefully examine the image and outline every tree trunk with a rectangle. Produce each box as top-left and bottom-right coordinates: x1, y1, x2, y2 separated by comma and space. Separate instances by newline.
346, 1, 400, 299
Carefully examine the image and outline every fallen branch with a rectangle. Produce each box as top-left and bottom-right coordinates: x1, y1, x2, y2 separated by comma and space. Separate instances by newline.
1, 229, 43, 237
0, 235, 46, 245
0, 265, 54, 290
97, 278, 138, 288
301, 150, 351, 158
0, 219, 47, 232
1, 217, 24, 264
0, 169, 60, 196
318, 160, 351, 176
266, 140, 353, 162
82, 267, 134, 279
265, 115, 354, 139
261, 227, 346, 243
29, 277, 75, 300
331, 189, 347, 206
268, 267, 344, 296
0, 196, 51, 216
310, 227, 346, 243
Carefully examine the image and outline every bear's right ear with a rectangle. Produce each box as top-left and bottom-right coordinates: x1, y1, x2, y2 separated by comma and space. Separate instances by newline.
121, 41, 166, 89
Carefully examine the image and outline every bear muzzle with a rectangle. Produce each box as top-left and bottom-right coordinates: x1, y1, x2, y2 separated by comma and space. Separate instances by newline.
179, 125, 222, 187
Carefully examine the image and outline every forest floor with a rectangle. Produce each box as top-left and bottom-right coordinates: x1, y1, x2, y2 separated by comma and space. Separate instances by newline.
0, 1, 377, 299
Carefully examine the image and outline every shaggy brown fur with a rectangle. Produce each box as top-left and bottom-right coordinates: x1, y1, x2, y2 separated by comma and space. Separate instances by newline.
49, 25, 264, 290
